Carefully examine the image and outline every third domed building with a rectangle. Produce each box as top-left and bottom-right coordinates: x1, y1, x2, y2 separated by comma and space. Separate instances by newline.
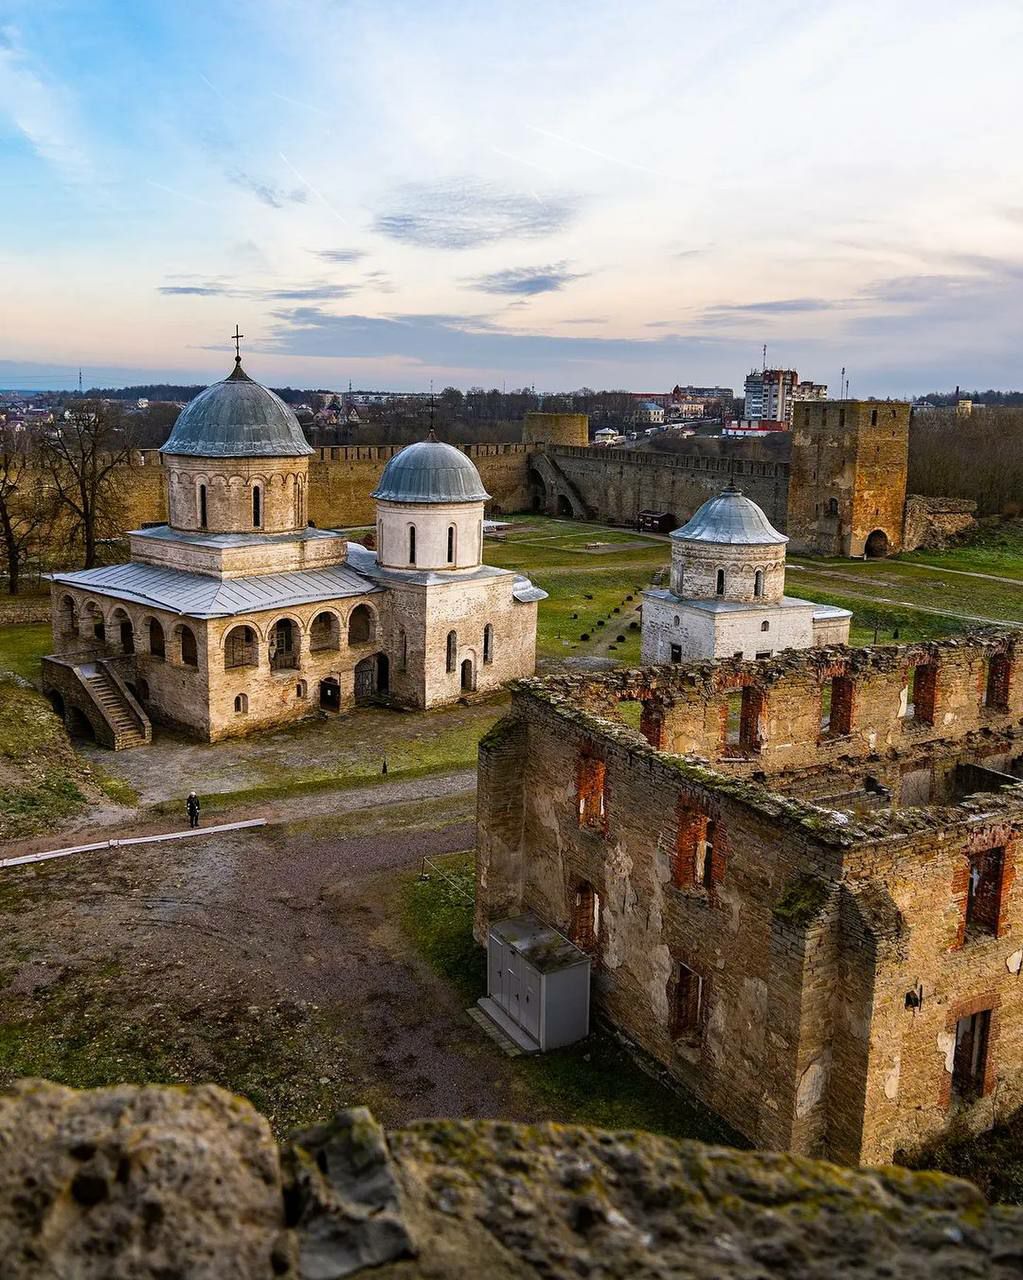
43, 358, 545, 745
641, 481, 851, 663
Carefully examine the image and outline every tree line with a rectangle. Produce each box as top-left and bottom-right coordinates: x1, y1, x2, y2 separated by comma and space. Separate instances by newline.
908, 408, 1023, 516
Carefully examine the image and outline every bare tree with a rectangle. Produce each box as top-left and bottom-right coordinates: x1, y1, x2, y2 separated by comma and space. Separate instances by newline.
42, 401, 136, 568
0, 426, 55, 594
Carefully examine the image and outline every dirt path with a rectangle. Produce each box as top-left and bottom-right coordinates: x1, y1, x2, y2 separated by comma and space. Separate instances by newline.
2, 768, 478, 861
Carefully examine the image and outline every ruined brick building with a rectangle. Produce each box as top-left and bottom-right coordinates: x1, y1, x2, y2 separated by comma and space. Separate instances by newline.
477, 631, 1023, 1164
42, 359, 545, 746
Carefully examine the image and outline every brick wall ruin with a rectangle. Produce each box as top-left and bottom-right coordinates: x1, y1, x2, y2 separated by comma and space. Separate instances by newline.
476, 630, 1023, 1165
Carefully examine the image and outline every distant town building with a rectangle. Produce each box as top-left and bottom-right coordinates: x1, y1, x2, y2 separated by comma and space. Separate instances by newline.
744, 369, 827, 427
634, 401, 665, 425
722, 419, 788, 438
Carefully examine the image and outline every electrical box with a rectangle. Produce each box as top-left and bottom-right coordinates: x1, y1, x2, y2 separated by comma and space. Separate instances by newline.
477, 913, 590, 1053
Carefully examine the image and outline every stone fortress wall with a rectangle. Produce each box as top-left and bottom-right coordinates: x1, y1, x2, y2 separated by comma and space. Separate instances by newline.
80, 405, 969, 554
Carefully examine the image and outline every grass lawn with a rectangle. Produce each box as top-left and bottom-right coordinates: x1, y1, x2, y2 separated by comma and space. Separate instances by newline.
901, 518, 1023, 578
401, 851, 745, 1147
0, 623, 51, 682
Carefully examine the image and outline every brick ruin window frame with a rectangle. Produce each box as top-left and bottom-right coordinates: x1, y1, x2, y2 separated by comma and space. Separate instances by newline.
905, 662, 938, 725
721, 683, 765, 755
568, 880, 601, 954
576, 754, 607, 833
669, 958, 705, 1042
964, 847, 1005, 939
820, 672, 854, 739
951, 1007, 994, 1104
984, 652, 1011, 711
672, 800, 724, 891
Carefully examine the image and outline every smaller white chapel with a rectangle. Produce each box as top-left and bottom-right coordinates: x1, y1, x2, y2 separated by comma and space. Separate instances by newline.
43, 356, 546, 747
641, 481, 851, 664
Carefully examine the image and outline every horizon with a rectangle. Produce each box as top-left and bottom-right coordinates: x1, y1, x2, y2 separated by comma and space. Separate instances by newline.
3, 1, 1022, 394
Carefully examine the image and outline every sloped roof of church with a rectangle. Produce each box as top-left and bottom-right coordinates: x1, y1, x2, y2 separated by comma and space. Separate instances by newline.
160, 360, 314, 458
370, 435, 491, 503
670, 481, 787, 546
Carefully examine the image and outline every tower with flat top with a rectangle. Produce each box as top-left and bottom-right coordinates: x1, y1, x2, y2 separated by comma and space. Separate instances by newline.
786, 399, 910, 557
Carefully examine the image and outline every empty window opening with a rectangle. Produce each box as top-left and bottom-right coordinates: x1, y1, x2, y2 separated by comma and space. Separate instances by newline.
295, 680, 307, 699
966, 848, 1004, 937
348, 604, 373, 645
870, 408, 878, 425
252, 485, 262, 529
670, 961, 704, 1039
224, 625, 257, 669
408, 525, 417, 565
754, 569, 764, 598
483, 623, 494, 664
760, 620, 769, 632
952, 1009, 992, 1102
821, 675, 853, 736
673, 806, 720, 889
827, 497, 839, 517
148, 618, 165, 660
715, 568, 725, 596
178, 625, 198, 668
569, 882, 601, 953
446, 629, 457, 674
199, 484, 207, 529
905, 663, 937, 724
447, 524, 456, 563
984, 653, 1011, 710
233, 693, 248, 714
577, 756, 607, 831
723, 686, 763, 753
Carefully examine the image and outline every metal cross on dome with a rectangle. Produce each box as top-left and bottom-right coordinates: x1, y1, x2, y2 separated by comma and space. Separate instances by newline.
231, 325, 244, 363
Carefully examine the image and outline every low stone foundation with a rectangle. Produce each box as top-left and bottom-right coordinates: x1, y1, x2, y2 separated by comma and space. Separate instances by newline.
903, 493, 978, 550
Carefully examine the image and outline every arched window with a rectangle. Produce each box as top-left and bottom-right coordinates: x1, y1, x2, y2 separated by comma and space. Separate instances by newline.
59, 595, 77, 636
446, 630, 457, 674
827, 497, 839, 517
199, 484, 207, 529
309, 611, 340, 651
224, 625, 257, 669
269, 618, 298, 670
446, 524, 456, 563
234, 693, 248, 714
296, 680, 307, 699
754, 570, 764, 598
295, 479, 304, 527
148, 618, 165, 659
408, 525, 417, 565
483, 623, 494, 665
715, 568, 725, 596
348, 604, 373, 645
178, 625, 198, 667
252, 485, 262, 529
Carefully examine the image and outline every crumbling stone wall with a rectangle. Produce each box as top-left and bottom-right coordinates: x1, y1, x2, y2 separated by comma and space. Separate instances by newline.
903, 494, 978, 550
4, 1082, 1022, 1279
477, 631, 1023, 1164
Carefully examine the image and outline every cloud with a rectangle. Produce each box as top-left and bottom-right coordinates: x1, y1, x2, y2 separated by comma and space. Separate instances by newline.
310, 248, 367, 264
704, 296, 846, 320
0, 26, 90, 183
158, 285, 228, 296
461, 262, 587, 296
373, 179, 577, 250
157, 279, 357, 301
228, 170, 308, 208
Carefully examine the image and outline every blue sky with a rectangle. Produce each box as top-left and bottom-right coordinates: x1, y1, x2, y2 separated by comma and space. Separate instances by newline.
2, 0, 1022, 393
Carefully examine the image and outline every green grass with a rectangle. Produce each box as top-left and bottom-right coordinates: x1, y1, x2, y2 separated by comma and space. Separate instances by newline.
0, 623, 50, 682
401, 851, 745, 1147
902, 518, 1023, 578
0, 677, 91, 839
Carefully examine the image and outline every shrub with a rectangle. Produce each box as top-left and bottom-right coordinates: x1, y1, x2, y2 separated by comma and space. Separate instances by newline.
617, 634, 626, 642
580, 633, 590, 641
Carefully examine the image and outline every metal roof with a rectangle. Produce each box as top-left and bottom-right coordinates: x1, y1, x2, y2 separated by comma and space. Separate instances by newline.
345, 542, 546, 601
51, 560, 378, 619
670, 481, 787, 546
130, 525, 343, 549
370, 436, 491, 504
160, 361, 315, 458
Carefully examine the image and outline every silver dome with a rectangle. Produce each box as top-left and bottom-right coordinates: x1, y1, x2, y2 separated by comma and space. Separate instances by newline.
371, 436, 491, 504
671, 481, 787, 546
161, 361, 314, 458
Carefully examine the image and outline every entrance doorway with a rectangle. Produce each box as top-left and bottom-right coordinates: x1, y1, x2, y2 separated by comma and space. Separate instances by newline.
864, 529, 890, 559
460, 657, 475, 692
556, 493, 573, 518
319, 677, 340, 712
119, 620, 134, 654
354, 656, 378, 703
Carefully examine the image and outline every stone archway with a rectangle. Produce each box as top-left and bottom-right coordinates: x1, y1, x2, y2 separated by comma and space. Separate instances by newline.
865, 529, 890, 559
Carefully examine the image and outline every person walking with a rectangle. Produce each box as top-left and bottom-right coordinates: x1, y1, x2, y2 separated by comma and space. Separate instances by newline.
186, 791, 200, 830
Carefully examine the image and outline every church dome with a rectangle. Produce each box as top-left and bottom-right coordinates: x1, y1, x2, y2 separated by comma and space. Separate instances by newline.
161, 361, 314, 458
671, 481, 787, 546
371, 435, 491, 504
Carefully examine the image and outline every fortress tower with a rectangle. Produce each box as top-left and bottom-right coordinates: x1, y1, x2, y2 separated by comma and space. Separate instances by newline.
786, 400, 911, 557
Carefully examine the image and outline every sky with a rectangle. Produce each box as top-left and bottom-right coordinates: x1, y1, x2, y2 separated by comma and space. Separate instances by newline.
1, 0, 1022, 395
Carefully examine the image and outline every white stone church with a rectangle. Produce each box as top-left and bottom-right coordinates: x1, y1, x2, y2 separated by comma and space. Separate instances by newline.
641, 481, 851, 663
43, 358, 546, 747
